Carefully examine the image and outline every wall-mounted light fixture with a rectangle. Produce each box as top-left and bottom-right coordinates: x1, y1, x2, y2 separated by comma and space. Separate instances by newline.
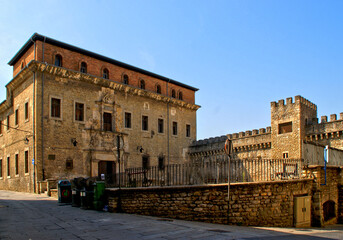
71, 138, 78, 147
137, 146, 144, 153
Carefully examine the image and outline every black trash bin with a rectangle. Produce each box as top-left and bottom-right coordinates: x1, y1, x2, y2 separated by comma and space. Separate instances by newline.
71, 177, 85, 207
80, 177, 96, 210
58, 180, 72, 203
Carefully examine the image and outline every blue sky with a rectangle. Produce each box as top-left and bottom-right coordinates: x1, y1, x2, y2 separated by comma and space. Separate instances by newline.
0, 0, 342, 140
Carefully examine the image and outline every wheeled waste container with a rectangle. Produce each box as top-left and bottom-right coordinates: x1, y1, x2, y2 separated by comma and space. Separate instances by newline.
93, 181, 105, 211
58, 180, 72, 203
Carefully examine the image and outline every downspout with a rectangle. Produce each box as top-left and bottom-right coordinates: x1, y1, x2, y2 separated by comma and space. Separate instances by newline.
321, 145, 328, 186
30, 37, 36, 193
41, 37, 46, 180
166, 79, 170, 185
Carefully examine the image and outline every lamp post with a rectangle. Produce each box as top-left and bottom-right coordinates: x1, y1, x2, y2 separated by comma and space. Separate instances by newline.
224, 138, 233, 224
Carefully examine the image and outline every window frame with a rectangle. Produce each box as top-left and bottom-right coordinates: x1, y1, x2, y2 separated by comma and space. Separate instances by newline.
123, 74, 129, 85
186, 124, 191, 138
24, 100, 29, 122
54, 54, 62, 67
15, 153, 19, 176
24, 150, 29, 174
80, 62, 87, 73
103, 112, 113, 131
278, 121, 292, 134
74, 101, 85, 123
156, 84, 161, 94
142, 115, 149, 131
0, 158, 2, 179
171, 89, 176, 98
14, 107, 19, 126
178, 91, 183, 100
140, 80, 146, 90
102, 68, 109, 79
142, 155, 150, 170
158, 118, 164, 134
49, 96, 62, 120
124, 112, 132, 129
6, 115, 10, 131
158, 156, 165, 170
7, 155, 10, 178
172, 121, 178, 136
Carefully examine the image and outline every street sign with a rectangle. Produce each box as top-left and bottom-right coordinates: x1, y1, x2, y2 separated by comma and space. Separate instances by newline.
32, 159, 34, 165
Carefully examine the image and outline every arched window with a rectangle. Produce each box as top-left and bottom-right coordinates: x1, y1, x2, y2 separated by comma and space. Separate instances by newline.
171, 89, 176, 98
140, 80, 145, 90
54, 54, 62, 67
80, 62, 87, 73
178, 91, 183, 100
103, 68, 109, 79
156, 84, 161, 94
123, 74, 129, 85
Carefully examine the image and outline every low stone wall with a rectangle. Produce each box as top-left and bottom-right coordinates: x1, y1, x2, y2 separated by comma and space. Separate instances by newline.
107, 179, 313, 227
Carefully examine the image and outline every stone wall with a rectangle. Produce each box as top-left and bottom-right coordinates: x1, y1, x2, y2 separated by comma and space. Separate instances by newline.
107, 179, 313, 227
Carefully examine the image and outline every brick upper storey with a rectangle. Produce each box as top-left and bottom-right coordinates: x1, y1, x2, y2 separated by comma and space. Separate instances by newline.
8, 33, 198, 104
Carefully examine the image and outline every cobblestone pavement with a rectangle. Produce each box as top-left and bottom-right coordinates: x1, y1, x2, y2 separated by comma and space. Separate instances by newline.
0, 190, 342, 240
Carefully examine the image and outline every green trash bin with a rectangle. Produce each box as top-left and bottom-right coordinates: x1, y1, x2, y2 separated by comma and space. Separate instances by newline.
93, 181, 105, 211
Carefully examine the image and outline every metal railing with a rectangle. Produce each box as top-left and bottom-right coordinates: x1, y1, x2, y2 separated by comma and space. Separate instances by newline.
105, 158, 304, 188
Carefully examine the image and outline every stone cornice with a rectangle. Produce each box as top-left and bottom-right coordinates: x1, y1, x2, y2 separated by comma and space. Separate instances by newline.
31, 61, 201, 111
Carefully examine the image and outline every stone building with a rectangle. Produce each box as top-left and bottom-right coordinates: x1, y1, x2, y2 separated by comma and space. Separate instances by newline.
190, 95, 343, 162
0, 33, 200, 192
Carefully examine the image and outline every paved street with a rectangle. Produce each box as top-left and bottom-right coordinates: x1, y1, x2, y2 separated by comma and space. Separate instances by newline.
0, 190, 342, 240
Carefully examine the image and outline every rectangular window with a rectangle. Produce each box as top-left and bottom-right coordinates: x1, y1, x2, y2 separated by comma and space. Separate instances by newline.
103, 112, 112, 131
158, 118, 164, 133
15, 109, 19, 126
0, 120, 2, 134
51, 98, 61, 118
15, 154, 19, 175
283, 152, 289, 159
278, 122, 292, 134
172, 121, 178, 135
24, 151, 29, 173
7, 115, 10, 130
125, 112, 131, 129
142, 156, 149, 170
186, 124, 191, 137
142, 115, 148, 131
7, 156, 10, 177
66, 159, 73, 169
25, 102, 29, 120
0, 159, 2, 178
75, 102, 84, 122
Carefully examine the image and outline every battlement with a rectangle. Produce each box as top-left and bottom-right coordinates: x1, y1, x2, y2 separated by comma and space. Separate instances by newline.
227, 126, 271, 140
271, 95, 317, 110
310, 112, 343, 124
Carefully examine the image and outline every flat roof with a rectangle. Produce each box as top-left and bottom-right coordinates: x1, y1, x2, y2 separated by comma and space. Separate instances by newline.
8, 33, 198, 91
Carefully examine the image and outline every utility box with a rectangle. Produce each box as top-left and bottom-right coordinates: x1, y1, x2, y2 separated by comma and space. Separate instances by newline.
294, 196, 311, 227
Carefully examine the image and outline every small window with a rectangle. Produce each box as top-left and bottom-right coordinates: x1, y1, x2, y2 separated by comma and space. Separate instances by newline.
103, 112, 112, 131
172, 121, 178, 135
283, 152, 289, 159
103, 68, 109, 79
156, 84, 161, 94
54, 54, 62, 67
278, 122, 292, 134
51, 98, 61, 118
140, 80, 145, 90
0, 120, 2, 134
6, 115, 10, 130
178, 92, 183, 100
158, 118, 164, 133
15, 109, 18, 126
15, 154, 19, 175
158, 156, 165, 170
123, 74, 129, 85
75, 102, 84, 122
125, 112, 132, 129
142, 115, 148, 131
24, 151, 29, 173
142, 156, 149, 170
186, 124, 191, 137
0, 159, 2, 178
21, 61, 24, 69
80, 62, 87, 73
25, 102, 29, 120
171, 89, 176, 98
66, 158, 73, 169
7, 156, 10, 177
48, 154, 56, 160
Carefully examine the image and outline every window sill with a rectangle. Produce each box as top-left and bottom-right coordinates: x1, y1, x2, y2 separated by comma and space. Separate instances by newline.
0, 177, 3, 180
15, 174, 19, 178
50, 117, 63, 121
25, 173, 29, 176
0, 134, 2, 137
74, 120, 85, 124
7, 176, 11, 179
124, 127, 132, 130
25, 119, 29, 123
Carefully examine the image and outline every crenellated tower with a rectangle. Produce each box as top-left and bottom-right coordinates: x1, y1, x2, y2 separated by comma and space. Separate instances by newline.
270, 95, 317, 159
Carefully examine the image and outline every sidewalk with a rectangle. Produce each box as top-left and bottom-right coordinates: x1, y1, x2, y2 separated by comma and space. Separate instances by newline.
0, 190, 342, 240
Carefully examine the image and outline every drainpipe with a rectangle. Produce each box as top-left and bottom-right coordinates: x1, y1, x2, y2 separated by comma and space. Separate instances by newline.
166, 79, 170, 185
30, 37, 36, 193
41, 37, 46, 180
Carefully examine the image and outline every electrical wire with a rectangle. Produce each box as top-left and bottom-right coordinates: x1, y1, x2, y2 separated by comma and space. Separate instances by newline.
0, 122, 32, 134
